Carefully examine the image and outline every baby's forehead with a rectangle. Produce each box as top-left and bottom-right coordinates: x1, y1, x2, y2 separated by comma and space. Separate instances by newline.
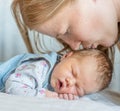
76, 55, 98, 62
77, 57, 98, 73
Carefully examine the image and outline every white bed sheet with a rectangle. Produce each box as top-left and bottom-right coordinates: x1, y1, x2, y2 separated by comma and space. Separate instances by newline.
0, 89, 120, 111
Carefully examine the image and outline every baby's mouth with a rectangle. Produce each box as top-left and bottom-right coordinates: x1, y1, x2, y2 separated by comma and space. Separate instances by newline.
56, 79, 63, 90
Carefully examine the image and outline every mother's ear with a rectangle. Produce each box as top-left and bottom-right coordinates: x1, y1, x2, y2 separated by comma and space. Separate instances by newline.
61, 51, 74, 60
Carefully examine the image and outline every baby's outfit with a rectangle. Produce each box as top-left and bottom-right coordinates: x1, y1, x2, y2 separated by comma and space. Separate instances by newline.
0, 52, 60, 98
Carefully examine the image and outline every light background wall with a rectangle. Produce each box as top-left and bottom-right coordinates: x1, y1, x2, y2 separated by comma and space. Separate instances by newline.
0, 0, 27, 62
0, 0, 120, 93
109, 47, 120, 92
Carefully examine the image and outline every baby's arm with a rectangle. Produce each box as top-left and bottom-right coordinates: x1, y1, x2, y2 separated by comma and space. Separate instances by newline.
5, 61, 58, 98
5, 79, 43, 97
5, 73, 45, 98
5, 73, 58, 98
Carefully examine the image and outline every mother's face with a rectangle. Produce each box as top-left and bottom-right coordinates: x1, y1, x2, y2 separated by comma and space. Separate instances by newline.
34, 0, 118, 50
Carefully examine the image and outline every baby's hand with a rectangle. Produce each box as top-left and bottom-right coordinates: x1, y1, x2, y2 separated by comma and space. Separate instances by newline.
45, 90, 58, 98
58, 93, 79, 100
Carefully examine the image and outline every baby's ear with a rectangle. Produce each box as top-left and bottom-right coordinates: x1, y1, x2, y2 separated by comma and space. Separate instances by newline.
61, 51, 74, 60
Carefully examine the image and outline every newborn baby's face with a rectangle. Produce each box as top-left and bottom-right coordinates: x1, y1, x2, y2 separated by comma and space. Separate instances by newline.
51, 55, 99, 96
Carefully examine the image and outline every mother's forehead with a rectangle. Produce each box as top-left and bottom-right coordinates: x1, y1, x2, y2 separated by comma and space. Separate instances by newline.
33, 3, 73, 35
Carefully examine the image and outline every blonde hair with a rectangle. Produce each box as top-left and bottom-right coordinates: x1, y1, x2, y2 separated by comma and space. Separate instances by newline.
73, 49, 113, 91
11, 0, 120, 59
11, 0, 72, 52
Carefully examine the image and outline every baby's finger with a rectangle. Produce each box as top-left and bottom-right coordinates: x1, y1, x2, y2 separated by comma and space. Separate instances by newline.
73, 95, 79, 100
63, 94, 69, 100
58, 94, 69, 100
68, 94, 74, 100
58, 94, 64, 99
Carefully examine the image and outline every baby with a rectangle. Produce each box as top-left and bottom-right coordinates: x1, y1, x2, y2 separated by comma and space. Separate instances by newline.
0, 49, 113, 100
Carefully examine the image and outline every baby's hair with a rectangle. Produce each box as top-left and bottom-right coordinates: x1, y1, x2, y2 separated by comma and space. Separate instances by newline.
73, 49, 113, 91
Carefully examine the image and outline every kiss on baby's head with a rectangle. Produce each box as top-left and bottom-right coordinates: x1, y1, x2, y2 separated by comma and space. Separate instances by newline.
50, 49, 113, 96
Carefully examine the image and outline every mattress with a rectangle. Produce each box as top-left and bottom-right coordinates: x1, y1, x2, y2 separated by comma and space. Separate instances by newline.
0, 89, 120, 111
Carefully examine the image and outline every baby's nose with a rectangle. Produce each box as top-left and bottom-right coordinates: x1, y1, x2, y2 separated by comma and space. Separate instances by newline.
66, 78, 75, 87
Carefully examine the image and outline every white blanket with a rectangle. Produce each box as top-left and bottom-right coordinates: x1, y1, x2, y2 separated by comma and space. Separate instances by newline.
0, 89, 120, 111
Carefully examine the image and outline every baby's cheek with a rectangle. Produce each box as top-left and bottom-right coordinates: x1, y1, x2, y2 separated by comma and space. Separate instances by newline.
77, 87, 85, 96
67, 87, 77, 95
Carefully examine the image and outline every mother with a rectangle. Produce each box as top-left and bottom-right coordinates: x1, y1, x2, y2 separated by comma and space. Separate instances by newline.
12, 0, 120, 53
